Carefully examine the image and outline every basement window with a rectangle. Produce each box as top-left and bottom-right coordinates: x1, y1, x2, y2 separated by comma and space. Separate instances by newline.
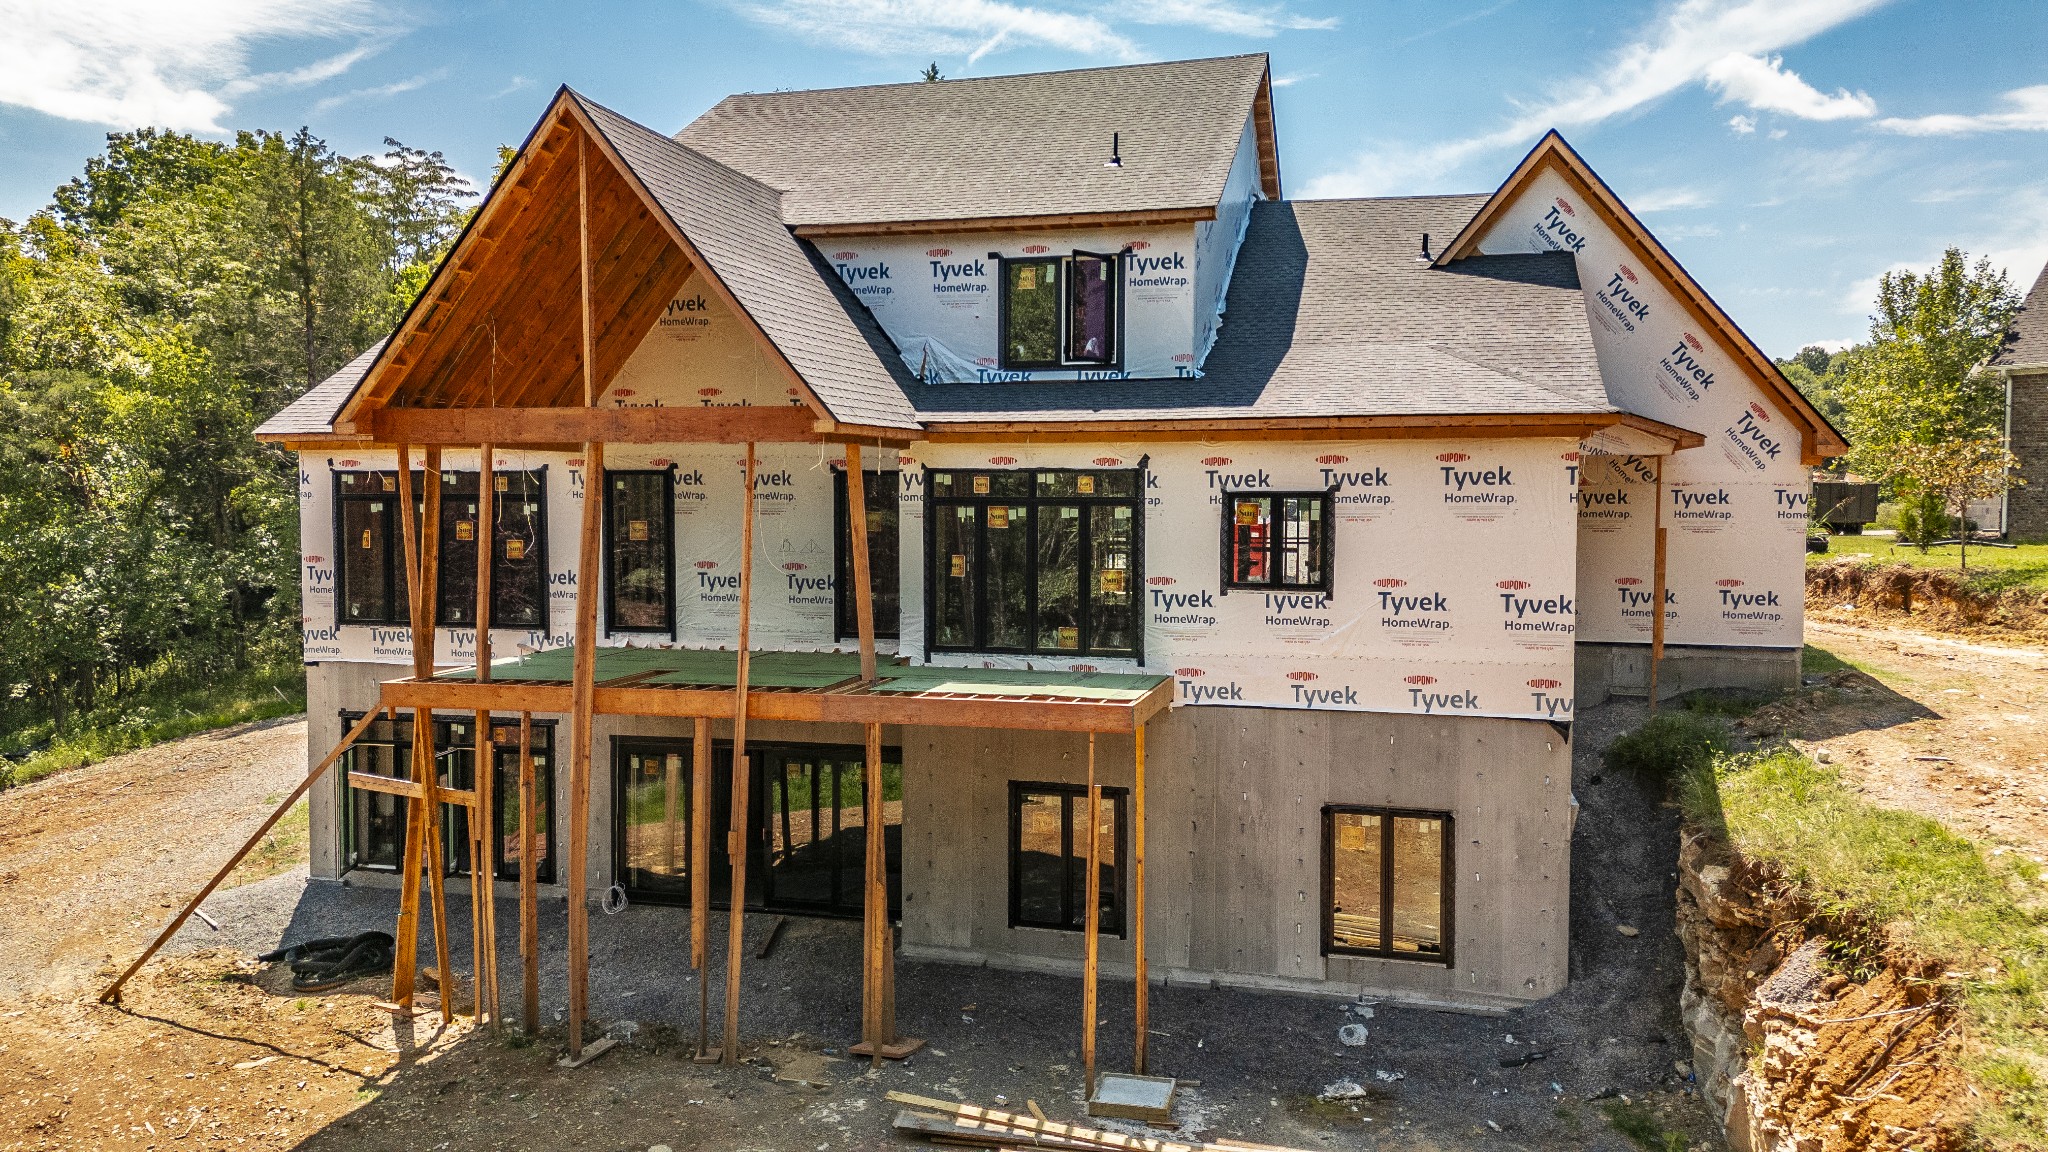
834, 468, 901, 641
925, 468, 1140, 659
436, 470, 551, 630
339, 711, 555, 883
998, 252, 1122, 371
1220, 491, 1333, 593
1008, 782, 1126, 935
1322, 807, 1452, 965
605, 470, 675, 634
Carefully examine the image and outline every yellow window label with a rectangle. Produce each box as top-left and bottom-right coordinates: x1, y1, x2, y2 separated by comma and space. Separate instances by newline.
1099, 570, 1126, 594
1057, 626, 1079, 649
1077, 475, 1095, 494
1017, 266, 1036, 289
628, 520, 649, 542
950, 554, 966, 577
381, 475, 396, 492
505, 539, 527, 560
494, 475, 509, 492
972, 475, 990, 495
1339, 822, 1368, 852
455, 521, 475, 542
361, 530, 374, 550
1237, 501, 1263, 525
988, 506, 1009, 529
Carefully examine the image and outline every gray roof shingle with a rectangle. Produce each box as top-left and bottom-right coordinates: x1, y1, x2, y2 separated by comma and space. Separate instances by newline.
254, 340, 385, 437
577, 93, 923, 429
674, 55, 1270, 228
906, 196, 1614, 423
1991, 258, 2048, 370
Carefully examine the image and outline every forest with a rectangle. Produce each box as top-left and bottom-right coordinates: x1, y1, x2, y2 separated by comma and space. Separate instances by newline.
0, 128, 473, 781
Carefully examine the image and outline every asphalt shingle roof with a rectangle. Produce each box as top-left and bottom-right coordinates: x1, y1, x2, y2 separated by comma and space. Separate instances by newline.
674, 55, 1270, 228
254, 340, 385, 437
1991, 258, 2048, 370
906, 195, 1614, 423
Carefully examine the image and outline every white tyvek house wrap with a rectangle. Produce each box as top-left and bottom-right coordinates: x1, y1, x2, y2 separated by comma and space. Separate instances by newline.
909, 439, 1582, 722
822, 226, 1202, 384
1192, 113, 1265, 365
1476, 168, 1805, 649
599, 268, 813, 411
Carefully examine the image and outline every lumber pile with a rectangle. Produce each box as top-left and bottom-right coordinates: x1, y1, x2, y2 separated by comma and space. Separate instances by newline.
885, 1092, 1313, 1152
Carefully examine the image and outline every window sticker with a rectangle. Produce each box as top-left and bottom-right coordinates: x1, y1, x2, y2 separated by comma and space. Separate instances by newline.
505, 539, 527, 560
988, 506, 1010, 529
1099, 570, 1126, 594
495, 475, 509, 492
972, 475, 991, 495
456, 520, 475, 542
950, 554, 966, 578
361, 530, 374, 550
381, 475, 396, 492
628, 520, 649, 542
1237, 501, 1263, 525
1077, 475, 1095, 494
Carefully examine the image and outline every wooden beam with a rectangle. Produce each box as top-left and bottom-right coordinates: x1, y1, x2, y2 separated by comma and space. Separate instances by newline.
518, 712, 540, 1037
564, 127, 601, 1062
343, 772, 478, 809
473, 715, 497, 1030
391, 450, 426, 1012
418, 450, 454, 1026
846, 445, 877, 684
791, 205, 1215, 239
1132, 720, 1148, 1075
476, 443, 495, 677
1650, 456, 1668, 712
100, 708, 386, 1004
723, 442, 758, 1064
691, 715, 712, 1058
861, 720, 885, 1065
1251, 63, 1283, 200
920, 411, 1704, 447
371, 404, 820, 446
1082, 731, 1101, 1096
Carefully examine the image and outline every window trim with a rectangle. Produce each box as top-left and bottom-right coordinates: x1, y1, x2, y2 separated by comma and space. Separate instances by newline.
995, 251, 1126, 372
602, 466, 677, 637
1217, 488, 1337, 595
1007, 780, 1129, 937
833, 467, 902, 642
921, 466, 1145, 661
1319, 804, 1454, 967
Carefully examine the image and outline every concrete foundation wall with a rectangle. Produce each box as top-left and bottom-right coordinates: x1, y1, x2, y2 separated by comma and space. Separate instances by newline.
1575, 643, 1800, 708
898, 706, 1573, 1009
2009, 369, 2048, 543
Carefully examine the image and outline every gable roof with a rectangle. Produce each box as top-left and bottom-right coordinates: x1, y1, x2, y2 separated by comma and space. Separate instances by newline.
1990, 258, 2048, 371
1436, 131, 1848, 463
908, 196, 1643, 428
675, 54, 1277, 232
256, 340, 384, 438
573, 92, 921, 429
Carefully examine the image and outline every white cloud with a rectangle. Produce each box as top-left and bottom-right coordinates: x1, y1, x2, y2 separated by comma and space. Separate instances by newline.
724, 0, 1333, 63
1271, 71, 1315, 88
1701, 52, 1874, 120
1875, 85, 2048, 136
1303, 0, 1887, 197
0, 0, 374, 131
1630, 187, 1713, 212
310, 69, 445, 115
1728, 113, 1757, 133
1837, 187, 2048, 321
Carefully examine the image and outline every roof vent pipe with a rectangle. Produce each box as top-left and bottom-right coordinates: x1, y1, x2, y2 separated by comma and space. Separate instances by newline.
1105, 132, 1122, 169
1417, 232, 1433, 263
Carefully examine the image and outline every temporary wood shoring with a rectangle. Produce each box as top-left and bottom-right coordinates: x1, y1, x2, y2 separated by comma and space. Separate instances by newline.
1650, 456, 1668, 711
1132, 721, 1148, 1074
1082, 731, 1101, 1094
563, 130, 603, 1062
519, 712, 540, 1035
99, 708, 388, 1004
723, 442, 759, 1064
691, 715, 713, 1057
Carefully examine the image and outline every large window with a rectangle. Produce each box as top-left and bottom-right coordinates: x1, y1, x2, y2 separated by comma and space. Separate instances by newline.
340, 711, 555, 884
605, 470, 675, 634
1008, 782, 1126, 934
1322, 807, 1451, 965
333, 469, 547, 629
998, 252, 1122, 370
1221, 491, 1333, 593
834, 469, 900, 641
925, 468, 1141, 659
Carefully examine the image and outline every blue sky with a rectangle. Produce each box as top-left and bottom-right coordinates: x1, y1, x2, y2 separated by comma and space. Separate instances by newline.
1, 0, 2043, 354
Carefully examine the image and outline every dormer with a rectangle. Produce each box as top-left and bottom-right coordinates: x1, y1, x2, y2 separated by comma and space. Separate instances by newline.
675, 55, 1281, 385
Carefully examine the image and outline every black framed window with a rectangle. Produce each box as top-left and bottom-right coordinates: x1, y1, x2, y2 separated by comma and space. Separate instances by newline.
335, 469, 547, 629
998, 251, 1122, 370
1008, 782, 1126, 935
339, 710, 556, 883
834, 469, 900, 641
605, 469, 675, 634
1221, 491, 1334, 593
925, 468, 1141, 658
1322, 806, 1452, 965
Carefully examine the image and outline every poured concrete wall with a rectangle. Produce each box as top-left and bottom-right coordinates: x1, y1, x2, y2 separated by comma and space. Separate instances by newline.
898, 705, 1574, 1010
1575, 643, 1800, 707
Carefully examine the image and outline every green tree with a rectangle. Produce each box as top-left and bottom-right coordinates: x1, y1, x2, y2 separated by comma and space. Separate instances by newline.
1777, 343, 1849, 429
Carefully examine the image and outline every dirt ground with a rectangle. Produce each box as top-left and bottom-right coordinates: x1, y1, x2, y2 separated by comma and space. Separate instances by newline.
1765, 617, 2048, 855
12, 671, 1901, 1152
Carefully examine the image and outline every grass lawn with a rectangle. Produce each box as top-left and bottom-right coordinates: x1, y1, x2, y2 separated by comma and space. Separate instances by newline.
1811, 537, 2048, 594
0, 663, 306, 790
1681, 748, 2048, 1148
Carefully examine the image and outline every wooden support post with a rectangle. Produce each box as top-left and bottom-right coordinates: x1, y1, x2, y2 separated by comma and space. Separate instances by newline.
519, 712, 539, 1036
845, 445, 877, 684
691, 715, 713, 1059
861, 720, 885, 1065
1132, 720, 1148, 1075
1650, 456, 1668, 713
476, 443, 495, 676
565, 442, 604, 1058
391, 449, 426, 1012
100, 708, 385, 1004
1082, 730, 1101, 1097
418, 449, 453, 1025
722, 442, 759, 1064
472, 445, 499, 1032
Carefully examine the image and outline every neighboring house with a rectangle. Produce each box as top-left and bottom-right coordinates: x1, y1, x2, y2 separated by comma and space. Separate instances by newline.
1989, 259, 2048, 542
254, 55, 1843, 1039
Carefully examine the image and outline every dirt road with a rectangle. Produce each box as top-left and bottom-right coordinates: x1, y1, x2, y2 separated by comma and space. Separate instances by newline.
1773, 618, 2048, 855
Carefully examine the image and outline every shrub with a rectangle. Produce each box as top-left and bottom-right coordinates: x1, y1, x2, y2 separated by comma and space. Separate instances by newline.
1603, 710, 1730, 782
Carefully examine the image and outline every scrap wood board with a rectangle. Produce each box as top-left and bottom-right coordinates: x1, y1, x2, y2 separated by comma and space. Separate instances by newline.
884, 1093, 1314, 1152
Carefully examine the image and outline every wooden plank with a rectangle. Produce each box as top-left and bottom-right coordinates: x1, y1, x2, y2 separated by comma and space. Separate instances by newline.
722, 442, 758, 1064
343, 772, 477, 808
691, 715, 712, 1057
845, 445, 877, 684
791, 205, 1215, 239
1083, 730, 1101, 1096
862, 720, 884, 1064
99, 709, 385, 1004
1133, 720, 1148, 1075
919, 411, 1703, 448
474, 711, 498, 1030
391, 450, 425, 1011
418, 449, 454, 1026
882, 1093, 1302, 1152
519, 712, 539, 1037
370, 403, 820, 446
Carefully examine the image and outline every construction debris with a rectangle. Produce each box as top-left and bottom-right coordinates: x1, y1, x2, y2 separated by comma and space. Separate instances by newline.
886, 1091, 1316, 1152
